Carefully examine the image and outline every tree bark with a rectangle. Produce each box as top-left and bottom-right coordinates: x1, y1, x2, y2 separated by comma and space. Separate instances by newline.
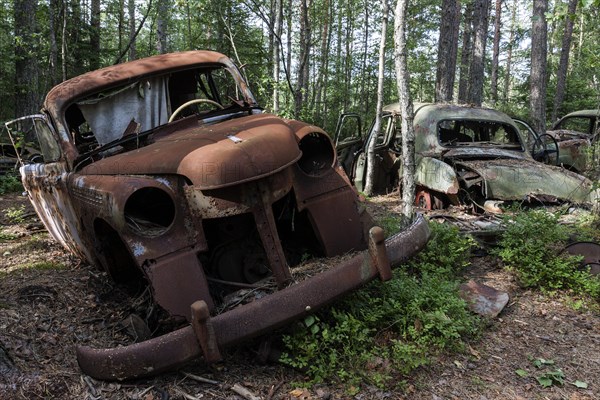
435, 0, 461, 103
457, 1, 474, 104
490, 0, 502, 105
530, 0, 548, 136
468, 0, 491, 106
272, 0, 282, 113
395, 0, 415, 220
551, 0, 578, 123
294, 0, 311, 117
156, 0, 169, 54
48, 0, 60, 85
364, 0, 389, 196
128, 0, 137, 61
90, 0, 101, 70
503, 0, 517, 104
14, 0, 39, 116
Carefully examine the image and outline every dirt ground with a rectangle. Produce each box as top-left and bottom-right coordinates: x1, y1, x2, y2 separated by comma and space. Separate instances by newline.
0, 192, 599, 400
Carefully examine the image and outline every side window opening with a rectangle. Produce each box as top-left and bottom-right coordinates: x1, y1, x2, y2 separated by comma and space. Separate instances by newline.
5, 115, 61, 164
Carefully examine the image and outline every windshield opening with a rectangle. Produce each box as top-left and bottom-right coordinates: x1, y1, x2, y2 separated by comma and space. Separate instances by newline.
438, 119, 523, 149
65, 64, 249, 157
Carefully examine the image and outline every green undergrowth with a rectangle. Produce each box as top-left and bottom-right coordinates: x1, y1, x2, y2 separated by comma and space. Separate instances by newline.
494, 209, 600, 300
0, 174, 23, 195
280, 222, 481, 388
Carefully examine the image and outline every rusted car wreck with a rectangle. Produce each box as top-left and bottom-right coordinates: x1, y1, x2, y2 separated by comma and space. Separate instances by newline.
336, 103, 598, 211
6, 51, 429, 380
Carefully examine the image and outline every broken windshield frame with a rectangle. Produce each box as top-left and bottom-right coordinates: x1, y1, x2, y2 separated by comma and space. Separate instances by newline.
437, 118, 524, 150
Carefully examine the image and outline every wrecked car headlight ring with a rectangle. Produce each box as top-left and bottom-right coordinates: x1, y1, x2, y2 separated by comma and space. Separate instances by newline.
297, 132, 335, 177
124, 187, 176, 236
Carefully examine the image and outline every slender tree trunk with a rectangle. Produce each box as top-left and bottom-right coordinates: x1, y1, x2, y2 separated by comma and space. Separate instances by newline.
468, 0, 491, 106
395, 0, 415, 220
503, 0, 517, 104
49, 0, 60, 85
530, 0, 548, 136
364, 0, 388, 196
551, 0, 578, 123
359, 1, 369, 101
314, 0, 330, 123
272, 0, 282, 113
458, 1, 474, 103
90, 0, 101, 70
61, 0, 67, 81
14, 0, 39, 115
294, 0, 310, 117
343, 3, 353, 112
128, 0, 136, 60
490, 0, 502, 105
435, 0, 461, 102
156, 0, 168, 54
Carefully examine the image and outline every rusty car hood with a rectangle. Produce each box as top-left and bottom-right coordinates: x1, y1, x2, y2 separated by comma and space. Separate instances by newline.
455, 158, 594, 203
79, 114, 302, 190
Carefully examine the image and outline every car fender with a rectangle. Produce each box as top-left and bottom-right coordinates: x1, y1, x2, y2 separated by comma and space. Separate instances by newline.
415, 156, 459, 195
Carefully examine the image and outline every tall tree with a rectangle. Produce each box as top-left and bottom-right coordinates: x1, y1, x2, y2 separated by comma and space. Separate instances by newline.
468, 0, 490, 106
530, 0, 548, 135
90, 0, 101, 70
551, 0, 578, 123
435, 0, 461, 102
156, 0, 169, 53
490, 0, 502, 105
14, 0, 39, 116
364, 0, 389, 196
457, 1, 474, 103
294, 0, 311, 117
503, 0, 517, 104
272, 0, 282, 113
395, 0, 415, 220
128, 0, 137, 61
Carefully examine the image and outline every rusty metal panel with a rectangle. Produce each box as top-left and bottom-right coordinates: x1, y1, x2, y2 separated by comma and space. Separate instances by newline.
76, 214, 430, 381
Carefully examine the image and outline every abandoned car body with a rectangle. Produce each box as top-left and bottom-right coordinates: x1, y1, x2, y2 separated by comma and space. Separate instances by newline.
545, 109, 600, 173
336, 103, 598, 211
6, 51, 430, 380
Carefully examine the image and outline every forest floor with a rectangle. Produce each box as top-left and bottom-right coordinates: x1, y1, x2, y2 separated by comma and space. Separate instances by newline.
0, 192, 599, 400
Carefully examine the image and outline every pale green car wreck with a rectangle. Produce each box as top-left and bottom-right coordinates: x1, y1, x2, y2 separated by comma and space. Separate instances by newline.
336, 103, 599, 211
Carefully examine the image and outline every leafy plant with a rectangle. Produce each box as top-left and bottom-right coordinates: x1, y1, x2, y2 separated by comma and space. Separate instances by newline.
0, 174, 23, 195
280, 222, 481, 386
536, 369, 565, 387
4, 204, 26, 224
494, 210, 600, 298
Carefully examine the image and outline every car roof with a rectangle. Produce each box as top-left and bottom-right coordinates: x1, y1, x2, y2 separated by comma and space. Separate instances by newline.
43, 50, 233, 117
560, 109, 600, 119
383, 102, 517, 126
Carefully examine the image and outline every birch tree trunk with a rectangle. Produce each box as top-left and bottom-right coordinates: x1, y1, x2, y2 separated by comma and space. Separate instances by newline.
490, 0, 502, 105
364, 0, 389, 196
395, 0, 415, 220
468, 0, 491, 106
435, 0, 461, 103
551, 0, 578, 123
530, 0, 548, 136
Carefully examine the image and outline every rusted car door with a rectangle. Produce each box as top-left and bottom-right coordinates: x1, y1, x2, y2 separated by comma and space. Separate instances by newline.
334, 113, 364, 176
6, 115, 91, 260
353, 114, 401, 193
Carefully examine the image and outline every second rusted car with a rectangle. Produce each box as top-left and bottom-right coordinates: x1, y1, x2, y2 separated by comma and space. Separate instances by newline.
336, 103, 598, 211
6, 51, 429, 380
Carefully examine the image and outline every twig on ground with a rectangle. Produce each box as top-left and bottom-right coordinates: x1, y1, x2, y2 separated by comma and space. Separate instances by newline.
231, 383, 261, 400
182, 371, 220, 385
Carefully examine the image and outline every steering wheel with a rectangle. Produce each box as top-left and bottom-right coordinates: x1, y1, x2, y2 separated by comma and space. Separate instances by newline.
531, 133, 560, 165
168, 98, 224, 123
